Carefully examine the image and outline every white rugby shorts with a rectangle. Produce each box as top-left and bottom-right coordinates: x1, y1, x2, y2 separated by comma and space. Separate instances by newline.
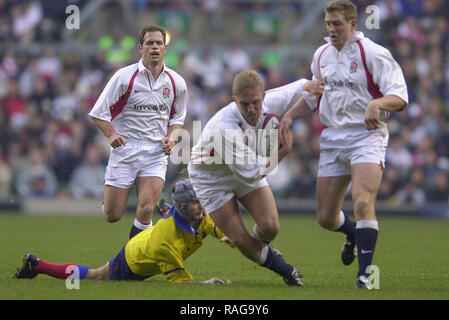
317, 126, 389, 177
187, 163, 269, 214
104, 141, 168, 188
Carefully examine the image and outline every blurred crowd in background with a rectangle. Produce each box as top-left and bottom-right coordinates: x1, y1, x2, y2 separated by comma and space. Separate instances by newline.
0, 0, 448, 208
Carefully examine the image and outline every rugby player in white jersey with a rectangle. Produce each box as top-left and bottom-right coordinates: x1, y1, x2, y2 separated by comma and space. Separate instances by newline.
89, 25, 187, 238
279, 0, 408, 288
188, 69, 323, 286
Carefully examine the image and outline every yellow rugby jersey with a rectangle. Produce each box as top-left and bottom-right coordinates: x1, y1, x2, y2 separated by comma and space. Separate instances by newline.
124, 207, 224, 283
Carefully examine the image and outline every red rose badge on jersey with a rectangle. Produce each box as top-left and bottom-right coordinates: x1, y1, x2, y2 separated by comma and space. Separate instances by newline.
350, 61, 358, 73
162, 87, 171, 99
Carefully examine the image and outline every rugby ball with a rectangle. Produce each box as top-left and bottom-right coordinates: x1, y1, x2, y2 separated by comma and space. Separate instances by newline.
257, 113, 280, 157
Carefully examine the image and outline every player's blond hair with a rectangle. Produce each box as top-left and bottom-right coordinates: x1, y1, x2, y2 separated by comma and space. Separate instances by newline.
232, 69, 264, 98
325, 0, 357, 22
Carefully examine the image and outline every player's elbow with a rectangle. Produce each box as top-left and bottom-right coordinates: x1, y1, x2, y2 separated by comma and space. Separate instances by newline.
397, 99, 407, 112
386, 95, 408, 112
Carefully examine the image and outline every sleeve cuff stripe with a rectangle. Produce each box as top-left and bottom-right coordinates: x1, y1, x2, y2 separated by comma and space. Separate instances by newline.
163, 268, 184, 275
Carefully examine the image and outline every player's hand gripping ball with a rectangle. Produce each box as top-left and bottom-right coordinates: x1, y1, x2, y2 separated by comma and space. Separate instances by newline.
257, 113, 280, 157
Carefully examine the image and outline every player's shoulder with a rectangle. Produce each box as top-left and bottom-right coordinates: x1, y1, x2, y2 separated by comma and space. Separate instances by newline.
197, 214, 216, 234
153, 215, 179, 241
210, 101, 234, 121
359, 37, 391, 56
223, 102, 244, 128
154, 213, 173, 231
204, 102, 238, 132
116, 62, 139, 76
198, 214, 217, 232
111, 62, 139, 83
313, 42, 332, 59
164, 66, 187, 89
201, 213, 213, 225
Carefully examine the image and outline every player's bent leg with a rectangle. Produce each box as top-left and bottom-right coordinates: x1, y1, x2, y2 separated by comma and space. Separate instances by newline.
239, 186, 286, 262
239, 186, 279, 242
238, 187, 286, 265
209, 198, 262, 262
317, 175, 358, 265
129, 176, 164, 238
237, 187, 304, 286
135, 176, 164, 224
316, 175, 351, 230
209, 199, 303, 286
103, 185, 132, 223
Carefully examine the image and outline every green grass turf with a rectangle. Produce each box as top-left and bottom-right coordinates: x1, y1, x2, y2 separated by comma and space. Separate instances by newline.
0, 212, 448, 300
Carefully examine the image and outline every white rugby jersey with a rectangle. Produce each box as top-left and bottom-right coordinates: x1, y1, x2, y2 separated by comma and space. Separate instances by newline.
89, 59, 187, 143
189, 79, 308, 185
307, 32, 408, 129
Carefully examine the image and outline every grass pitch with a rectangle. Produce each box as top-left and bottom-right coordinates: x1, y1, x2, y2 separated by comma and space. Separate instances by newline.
1, 212, 448, 300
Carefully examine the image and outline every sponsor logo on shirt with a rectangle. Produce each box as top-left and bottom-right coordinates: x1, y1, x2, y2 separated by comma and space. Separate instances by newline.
133, 104, 169, 112
325, 78, 354, 89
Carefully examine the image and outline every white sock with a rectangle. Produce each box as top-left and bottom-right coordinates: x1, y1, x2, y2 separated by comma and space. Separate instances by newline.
258, 244, 269, 265
356, 220, 379, 230
332, 210, 345, 231
133, 218, 152, 230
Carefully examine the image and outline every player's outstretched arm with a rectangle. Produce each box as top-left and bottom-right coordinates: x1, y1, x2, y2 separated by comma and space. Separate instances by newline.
279, 97, 313, 145
184, 278, 232, 285
304, 79, 325, 98
219, 236, 236, 248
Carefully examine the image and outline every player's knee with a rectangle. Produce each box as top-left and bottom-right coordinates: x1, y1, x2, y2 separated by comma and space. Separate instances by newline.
137, 202, 155, 219
104, 209, 121, 223
354, 198, 371, 217
317, 215, 337, 230
96, 270, 109, 280
256, 221, 279, 241
88, 267, 109, 280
